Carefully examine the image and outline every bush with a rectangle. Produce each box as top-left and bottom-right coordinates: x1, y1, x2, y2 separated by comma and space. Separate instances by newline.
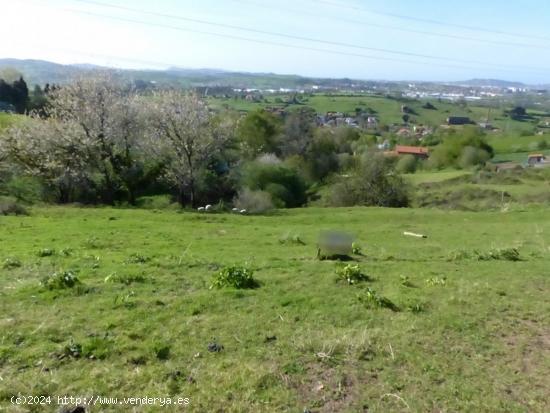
211, 265, 259, 289
2, 176, 43, 203
458, 146, 491, 169
233, 188, 274, 214
41, 271, 81, 290
0, 196, 28, 216
328, 154, 409, 207
136, 195, 176, 210
395, 155, 418, 174
429, 127, 493, 169
241, 162, 307, 207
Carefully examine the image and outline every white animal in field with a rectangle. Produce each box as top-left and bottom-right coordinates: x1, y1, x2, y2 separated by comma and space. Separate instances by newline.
197, 207, 205, 212
205, 204, 213, 211
240, 209, 247, 214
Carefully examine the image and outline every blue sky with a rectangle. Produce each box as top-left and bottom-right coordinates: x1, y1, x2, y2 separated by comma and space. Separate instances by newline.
2, 0, 550, 83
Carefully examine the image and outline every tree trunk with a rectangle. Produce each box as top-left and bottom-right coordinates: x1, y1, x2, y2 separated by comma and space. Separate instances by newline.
178, 185, 186, 208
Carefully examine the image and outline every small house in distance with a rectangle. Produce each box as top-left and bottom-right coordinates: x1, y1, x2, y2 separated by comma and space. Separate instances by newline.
527, 153, 547, 166
385, 145, 429, 159
394, 145, 430, 159
447, 116, 473, 125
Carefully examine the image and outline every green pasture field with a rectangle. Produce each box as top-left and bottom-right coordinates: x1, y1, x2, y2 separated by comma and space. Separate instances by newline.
1, 206, 548, 412
207, 94, 545, 134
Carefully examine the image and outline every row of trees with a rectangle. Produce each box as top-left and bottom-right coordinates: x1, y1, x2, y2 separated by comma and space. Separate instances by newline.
0, 74, 53, 114
1, 76, 237, 207
0, 77, 28, 113
2, 74, 408, 209
1, 74, 494, 210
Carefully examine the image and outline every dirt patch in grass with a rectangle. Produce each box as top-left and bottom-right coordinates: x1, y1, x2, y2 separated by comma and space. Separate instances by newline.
291, 363, 367, 412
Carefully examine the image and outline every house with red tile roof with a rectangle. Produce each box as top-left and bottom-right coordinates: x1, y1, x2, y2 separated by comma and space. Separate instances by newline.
394, 145, 430, 159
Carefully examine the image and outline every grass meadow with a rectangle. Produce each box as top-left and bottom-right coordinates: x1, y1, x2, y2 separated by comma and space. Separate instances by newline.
1, 206, 549, 412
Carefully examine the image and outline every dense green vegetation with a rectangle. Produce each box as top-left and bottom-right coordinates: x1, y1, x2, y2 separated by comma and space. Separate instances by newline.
0, 206, 548, 412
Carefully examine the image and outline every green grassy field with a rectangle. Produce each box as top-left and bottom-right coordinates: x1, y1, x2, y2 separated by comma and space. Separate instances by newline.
1, 206, 549, 412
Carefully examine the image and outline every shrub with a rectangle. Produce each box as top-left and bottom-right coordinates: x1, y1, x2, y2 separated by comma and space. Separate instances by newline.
136, 195, 176, 210
233, 188, 274, 214
336, 264, 370, 284
328, 154, 409, 207
211, 265, 259, 289
428, 127, 493, 169
357, 288, 399, 311
395, 155, 418, 174
0, 196, 28, 216
352, 242, 362, 255
2, 176, 43, 204
458, 146, 491, 169
240, 162, 307, 207
41, 270, 81, 290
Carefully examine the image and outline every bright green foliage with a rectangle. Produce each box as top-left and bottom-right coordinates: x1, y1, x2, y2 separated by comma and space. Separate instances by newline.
336, 264, 369, 284
211, 265, 259, 289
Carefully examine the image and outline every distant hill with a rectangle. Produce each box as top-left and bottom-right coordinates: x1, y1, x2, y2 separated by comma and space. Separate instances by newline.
0, 59, 535, 91
0, 58, 380, 90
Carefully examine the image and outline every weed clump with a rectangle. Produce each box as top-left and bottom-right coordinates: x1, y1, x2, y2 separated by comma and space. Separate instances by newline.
153, 343, 171, 360
211, 265, 259, 289
125, 253, 151, 264
425, 277, 446, 286
357, 288, 399, 311
41, 270, 81, 290
37, 248, 55, 257
448, 247, 521, 262
477, 248, 520, 261
3, 257, 22, 269
336, 264, 370, 285
104, 272, 147, 285
403, 299, 428, 313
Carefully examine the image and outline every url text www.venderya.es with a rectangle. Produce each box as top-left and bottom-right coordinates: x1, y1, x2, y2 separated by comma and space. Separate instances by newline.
10, 395, 191, 407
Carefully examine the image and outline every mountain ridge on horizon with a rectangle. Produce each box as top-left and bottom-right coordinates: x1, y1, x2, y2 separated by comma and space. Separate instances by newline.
0, 58, 538, 89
